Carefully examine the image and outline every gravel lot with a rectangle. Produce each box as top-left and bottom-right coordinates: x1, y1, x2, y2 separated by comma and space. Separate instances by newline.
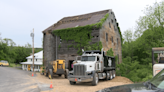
34, 73, 134, 92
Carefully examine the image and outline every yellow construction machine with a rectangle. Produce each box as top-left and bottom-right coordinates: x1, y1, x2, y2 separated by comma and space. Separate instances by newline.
45, 59, 68, 79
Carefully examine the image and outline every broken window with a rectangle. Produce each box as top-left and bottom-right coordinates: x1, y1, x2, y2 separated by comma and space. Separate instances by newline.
106, 33, 108, 42
97, 36, 99, 37
109, 22, 111, 28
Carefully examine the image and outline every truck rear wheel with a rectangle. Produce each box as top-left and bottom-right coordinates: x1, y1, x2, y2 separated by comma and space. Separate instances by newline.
48, 69, 53, 79
109, 71, 113, 80
113, 70, 116, 78
92, 72, 99, 86
105, 71, 109, 81
70, 81, 76, 85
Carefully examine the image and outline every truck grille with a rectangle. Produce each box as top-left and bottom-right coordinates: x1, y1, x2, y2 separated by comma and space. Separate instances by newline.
73, 65, 86, 76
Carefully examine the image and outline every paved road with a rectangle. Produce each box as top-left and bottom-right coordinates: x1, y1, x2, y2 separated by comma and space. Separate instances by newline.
0, 66, 40, 92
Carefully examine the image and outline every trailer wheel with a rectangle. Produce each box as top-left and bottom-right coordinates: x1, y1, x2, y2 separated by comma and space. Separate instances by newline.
70, 81, 76, 85
92, 72, 99, 86
48, 69, 53, 79
65, 69, 68, 78
109, 71, 113, 80
113, 70, 116, 78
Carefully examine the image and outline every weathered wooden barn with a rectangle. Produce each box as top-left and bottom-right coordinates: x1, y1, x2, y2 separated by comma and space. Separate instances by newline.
42, 9, 122, 69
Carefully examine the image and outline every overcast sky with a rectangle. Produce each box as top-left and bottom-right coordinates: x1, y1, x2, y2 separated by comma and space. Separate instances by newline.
0, 0, 161, 48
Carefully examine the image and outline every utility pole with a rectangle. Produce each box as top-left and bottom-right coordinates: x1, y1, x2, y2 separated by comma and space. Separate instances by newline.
33, 29, 34, 72
30, 29, 34, 73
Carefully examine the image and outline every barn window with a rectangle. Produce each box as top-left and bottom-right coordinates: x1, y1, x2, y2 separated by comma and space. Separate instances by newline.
111, 36, 113, 43
106, 33, 108, 42
114, 25, 116, 31
109, 22, 111, 28
111, 19, 113, 23
36, 59, 37, 61
88, 34, 90, 39
31, 59, 32, 61
59, 36, 62, 43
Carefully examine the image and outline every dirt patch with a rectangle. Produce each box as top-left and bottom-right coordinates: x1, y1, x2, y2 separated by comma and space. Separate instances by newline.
35, 73, 133, 92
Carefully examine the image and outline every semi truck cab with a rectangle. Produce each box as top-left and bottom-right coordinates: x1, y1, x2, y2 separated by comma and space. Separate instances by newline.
68, 48, 116, 86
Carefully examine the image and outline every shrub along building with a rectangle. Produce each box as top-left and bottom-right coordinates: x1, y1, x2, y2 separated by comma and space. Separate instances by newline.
42, 9, 122, 69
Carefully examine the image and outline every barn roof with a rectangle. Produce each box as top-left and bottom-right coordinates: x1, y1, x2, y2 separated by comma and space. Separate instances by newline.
42, 9, 112, 33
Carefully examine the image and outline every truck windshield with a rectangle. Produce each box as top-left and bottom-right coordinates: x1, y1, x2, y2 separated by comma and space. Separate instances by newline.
150, 69, 164, 89
81, 56, 95, 61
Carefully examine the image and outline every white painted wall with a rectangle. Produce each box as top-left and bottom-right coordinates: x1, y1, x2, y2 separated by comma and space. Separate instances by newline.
22, 64, 41, 72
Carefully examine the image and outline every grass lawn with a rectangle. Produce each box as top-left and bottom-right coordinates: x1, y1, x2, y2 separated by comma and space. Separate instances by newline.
9, 63, 21, 67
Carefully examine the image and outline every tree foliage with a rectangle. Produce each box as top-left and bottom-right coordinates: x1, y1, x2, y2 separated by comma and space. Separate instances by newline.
116, 1, 164, 82
0, 34, 43, 64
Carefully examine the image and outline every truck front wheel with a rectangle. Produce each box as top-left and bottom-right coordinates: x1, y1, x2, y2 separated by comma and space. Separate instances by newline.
48, 69, 53, 79
92, 72, 99, 86
70, 81, 76, 85
64, 69, 68, 78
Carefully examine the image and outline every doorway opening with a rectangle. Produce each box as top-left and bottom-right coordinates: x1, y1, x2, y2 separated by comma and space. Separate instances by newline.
68, 60, 74, 71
